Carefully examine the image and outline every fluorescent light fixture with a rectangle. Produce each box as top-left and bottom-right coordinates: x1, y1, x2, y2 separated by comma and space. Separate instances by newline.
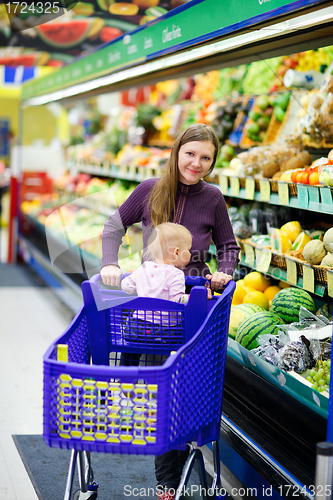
24, 5, 333, 106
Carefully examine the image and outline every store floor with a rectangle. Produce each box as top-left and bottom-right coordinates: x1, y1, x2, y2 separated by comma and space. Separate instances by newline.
0, 261, 74, 500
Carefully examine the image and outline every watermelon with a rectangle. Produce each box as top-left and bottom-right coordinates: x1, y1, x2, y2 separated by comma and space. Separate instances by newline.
36, 19, 94, 48
235, 311, 283, 350
270, 288, 316, 324
229, 303, 265, 339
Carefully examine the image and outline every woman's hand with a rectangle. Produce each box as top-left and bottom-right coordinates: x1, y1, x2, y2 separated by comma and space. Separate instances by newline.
100, 265, 122, 287
205, 271, 232, 291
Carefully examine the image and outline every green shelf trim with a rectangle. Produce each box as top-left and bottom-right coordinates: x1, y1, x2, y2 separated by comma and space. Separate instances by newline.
219, 186, 333, 215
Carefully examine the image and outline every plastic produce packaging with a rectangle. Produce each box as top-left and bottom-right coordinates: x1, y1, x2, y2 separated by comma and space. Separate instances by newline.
277, 335, 317, 373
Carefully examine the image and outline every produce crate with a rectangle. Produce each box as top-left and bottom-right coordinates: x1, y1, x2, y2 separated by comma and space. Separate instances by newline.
269, 179, 298, 197
263, 101, 290, 145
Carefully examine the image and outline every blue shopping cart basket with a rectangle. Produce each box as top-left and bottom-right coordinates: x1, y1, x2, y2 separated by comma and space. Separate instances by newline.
43, 275, 235, 499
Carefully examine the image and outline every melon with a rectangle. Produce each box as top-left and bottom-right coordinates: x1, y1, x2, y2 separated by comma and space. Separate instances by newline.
270, 228, 292, 254
323, 228, 333, 252
229, 303, 265, 339
292, 231, 311, 251
280, 221, 302, 243
235, 311, 283, 350
36, 19, 94, 48
320, 253, 333, 267
270, 287, 316, 323
303, 239, 326, 265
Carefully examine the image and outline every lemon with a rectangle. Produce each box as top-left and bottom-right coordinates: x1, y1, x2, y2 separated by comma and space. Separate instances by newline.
243, 272, 271, 292
264, 285, 281, 302
243, 291, 270, 310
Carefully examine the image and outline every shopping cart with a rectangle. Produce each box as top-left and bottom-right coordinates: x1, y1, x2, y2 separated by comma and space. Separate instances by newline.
43, 275, 235, 500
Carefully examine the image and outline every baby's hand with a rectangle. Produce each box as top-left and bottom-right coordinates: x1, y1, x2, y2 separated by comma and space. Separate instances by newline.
207, 287, 212, 300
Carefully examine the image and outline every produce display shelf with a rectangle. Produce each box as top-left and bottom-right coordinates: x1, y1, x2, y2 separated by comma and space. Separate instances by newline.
239, 254, 327, 297
71, 160, 333, 216
18, 235, 83, 314
227, 338, 328, 419
217, 182, 333, 215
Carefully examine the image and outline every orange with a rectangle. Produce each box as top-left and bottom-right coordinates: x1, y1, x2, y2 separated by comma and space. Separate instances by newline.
243, 291, 269, 310
132, 0, 159, 7
109, 2, 139, 15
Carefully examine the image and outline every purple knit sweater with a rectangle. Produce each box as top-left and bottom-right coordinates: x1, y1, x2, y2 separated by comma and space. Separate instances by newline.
101, 178, 240, 277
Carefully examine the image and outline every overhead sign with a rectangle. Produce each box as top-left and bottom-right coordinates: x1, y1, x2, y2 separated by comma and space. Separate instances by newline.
21, 0, 328, 99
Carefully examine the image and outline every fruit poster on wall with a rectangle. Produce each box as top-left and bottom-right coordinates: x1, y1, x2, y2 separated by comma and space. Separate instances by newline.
0, 0, 193, 68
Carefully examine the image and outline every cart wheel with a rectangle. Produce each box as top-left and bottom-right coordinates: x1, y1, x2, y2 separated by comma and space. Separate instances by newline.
72, 489, 98, 500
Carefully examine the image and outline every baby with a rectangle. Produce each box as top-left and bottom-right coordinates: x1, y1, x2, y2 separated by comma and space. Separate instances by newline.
121, 222, 212, 302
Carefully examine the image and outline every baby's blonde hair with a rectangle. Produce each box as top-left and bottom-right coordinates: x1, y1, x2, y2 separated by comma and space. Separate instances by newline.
148, 222, 192, 260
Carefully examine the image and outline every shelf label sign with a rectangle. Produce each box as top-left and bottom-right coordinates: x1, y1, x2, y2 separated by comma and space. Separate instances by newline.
308, 185, 320, 204
297, 184, 309, 209
302, 264, 315, 293
230, 176, 240, 197
320, 187, 333, 206
286, 258, 297, 285
243, 243, 255, 267
327, 269, 333, 298
278, 182, 289, 206
245, 178, 255, 200
219, 175, 229, 195
256, 248, 271, 274
259, 179, 270, 202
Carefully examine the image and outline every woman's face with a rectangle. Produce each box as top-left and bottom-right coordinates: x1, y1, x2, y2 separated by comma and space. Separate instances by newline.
177, 140, 215, 185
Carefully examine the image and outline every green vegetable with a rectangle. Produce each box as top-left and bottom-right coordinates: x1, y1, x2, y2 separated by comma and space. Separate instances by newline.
249, 110, 261, 121
247, 122, 260, 135
274, 105, 286, 122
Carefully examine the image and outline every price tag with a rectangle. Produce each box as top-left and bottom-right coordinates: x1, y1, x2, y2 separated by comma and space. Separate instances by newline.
230, 177, 240, 197
286, 258, 297, 285
119, 164, 127, 175
146, 167, 153, 179
129, 165, 136, 178
308, 185, 319, 204
256, 248, 272, 273
320, 187, 333, 205
245, 178, 255, 200
243, 243, 255, 266
259, 179, 270, 202
138, 167, 145, 181
326, 269, 333, 298
278, 182, 289, 206
303, 264, 315, 293
297, 184, 309, 209
219, 175, 228, 195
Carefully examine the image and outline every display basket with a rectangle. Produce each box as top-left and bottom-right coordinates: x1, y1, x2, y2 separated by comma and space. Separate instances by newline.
43, 274, 235, 499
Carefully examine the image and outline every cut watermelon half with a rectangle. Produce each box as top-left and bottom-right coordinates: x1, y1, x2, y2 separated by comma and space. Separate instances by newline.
36, 19, 94, 48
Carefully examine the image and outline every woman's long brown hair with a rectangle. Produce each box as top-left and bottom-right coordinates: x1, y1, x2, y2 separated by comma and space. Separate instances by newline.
148, 124, 219, 227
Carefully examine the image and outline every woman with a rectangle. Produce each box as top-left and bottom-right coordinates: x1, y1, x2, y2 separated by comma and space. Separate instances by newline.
101, 123, 239, 500
101, 123, 240, 294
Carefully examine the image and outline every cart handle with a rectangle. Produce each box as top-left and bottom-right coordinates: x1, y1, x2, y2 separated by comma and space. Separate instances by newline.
91, 273, 209, 287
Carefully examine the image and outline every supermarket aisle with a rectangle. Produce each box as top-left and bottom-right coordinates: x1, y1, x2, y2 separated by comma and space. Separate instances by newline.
0, 262, 74, 500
